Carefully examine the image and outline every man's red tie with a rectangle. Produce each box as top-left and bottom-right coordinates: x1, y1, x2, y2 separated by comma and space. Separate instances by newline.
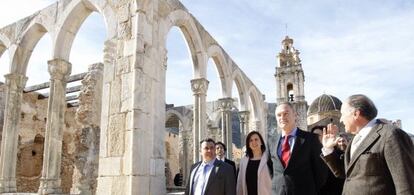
281, 135, 291, 168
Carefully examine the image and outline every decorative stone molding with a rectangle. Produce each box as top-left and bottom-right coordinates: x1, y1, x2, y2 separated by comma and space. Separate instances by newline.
190, 78, 209, 95
218, 97, 233, 112
47, 59, 72, 81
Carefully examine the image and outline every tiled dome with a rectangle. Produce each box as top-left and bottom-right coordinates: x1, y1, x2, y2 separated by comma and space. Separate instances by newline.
308, 94, 342, 115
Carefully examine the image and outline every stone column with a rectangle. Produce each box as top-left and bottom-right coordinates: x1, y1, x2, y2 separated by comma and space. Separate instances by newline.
251, 120, 262, 135
0, 73, 27, 193
238, 111, 249, 147
218, 98, 233, 159
190, 78, 208, 163
38, 59, 72, 194
179, 130, 191, 185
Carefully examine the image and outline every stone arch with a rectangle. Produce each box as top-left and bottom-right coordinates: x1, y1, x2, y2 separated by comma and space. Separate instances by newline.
286, 82, 294, 100
53, 0, 113, 60
207, 44, 231, 98
232, 69, 248, 111
161, 9, 206, 78
10, 23, 49, 75
165, 109, 192, 185
248, 86, 265, 134
165, 109, 189, 130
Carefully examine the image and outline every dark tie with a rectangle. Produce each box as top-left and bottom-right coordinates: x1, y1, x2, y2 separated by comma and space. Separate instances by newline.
281, 135, 291, 168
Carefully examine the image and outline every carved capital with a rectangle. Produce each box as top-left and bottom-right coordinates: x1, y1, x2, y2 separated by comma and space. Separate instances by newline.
238, 111, 250, 123
47, 59, 72, 80
191, 78, 209, 95
218, 97, 233, 112
4, 73, 28, 91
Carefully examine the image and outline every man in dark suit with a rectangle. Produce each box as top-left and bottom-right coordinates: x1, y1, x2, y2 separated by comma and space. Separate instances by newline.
321, 94, 414, 195
269, 102, 327, 195
185, 138, 236, 195
215, 141, 237, 176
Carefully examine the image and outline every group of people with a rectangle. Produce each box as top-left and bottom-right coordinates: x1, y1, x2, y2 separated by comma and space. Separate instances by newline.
185, 94, 414, 195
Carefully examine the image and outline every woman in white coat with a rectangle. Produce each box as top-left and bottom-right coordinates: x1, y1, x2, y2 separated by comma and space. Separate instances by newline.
237, 131, 273, 195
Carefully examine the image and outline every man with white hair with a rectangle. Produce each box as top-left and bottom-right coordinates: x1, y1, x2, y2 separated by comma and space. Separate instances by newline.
321, 94, 414, 195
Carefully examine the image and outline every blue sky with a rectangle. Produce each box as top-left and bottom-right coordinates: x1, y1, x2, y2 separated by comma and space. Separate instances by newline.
1, 0, 413, 134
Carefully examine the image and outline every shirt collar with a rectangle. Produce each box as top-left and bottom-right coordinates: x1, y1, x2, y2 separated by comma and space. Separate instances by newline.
282, 127, 297, 137
357, 118, 377, 138
217, 156, 225, 161
203, 158, 216, 166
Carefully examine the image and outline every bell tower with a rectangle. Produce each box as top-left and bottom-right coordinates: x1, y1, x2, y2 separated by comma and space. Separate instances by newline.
275, 36, 308, 130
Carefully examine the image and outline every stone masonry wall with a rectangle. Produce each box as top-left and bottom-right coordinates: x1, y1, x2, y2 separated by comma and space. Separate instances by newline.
0, 84, 80, 193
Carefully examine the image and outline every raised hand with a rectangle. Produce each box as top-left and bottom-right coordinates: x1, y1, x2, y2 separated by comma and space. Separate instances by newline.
322, 123, 340, 149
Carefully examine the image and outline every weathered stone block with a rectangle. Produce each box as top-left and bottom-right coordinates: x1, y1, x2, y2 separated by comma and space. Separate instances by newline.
130, 176, 150, 195
108, 113, 125, 156
123, 39, 135, 57
120, 72, 132, 112
116, 56, 131, 75
118, 21, 131, 39
111, 176, 127, 195
109, 78, 121, 115
96, 176, 113, 195
129, 128, 151, 175
118, 4, 130, 23
98, 157, 122, 176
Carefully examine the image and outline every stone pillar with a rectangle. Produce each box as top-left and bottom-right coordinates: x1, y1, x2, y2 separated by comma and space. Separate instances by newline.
71, 63, 103, 195
0, 73, 27, 193
218, 98, 233, 159
38, 59, 72, 194
251, 120, 262, 135
179, 130, 191, 185
190, 78, 208, 163
238, 111, 249, 147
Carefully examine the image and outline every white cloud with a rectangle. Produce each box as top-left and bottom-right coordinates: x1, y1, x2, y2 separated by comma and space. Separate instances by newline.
0, 0, 55, 27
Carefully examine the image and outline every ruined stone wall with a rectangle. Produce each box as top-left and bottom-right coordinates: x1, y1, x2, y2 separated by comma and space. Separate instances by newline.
0, 82, 5, 138
164, 131, 180, 188
0, 90, 80, 193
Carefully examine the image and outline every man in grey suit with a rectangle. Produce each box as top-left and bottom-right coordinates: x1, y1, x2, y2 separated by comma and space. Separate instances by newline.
185, 138, 236, 195
321, 94, 414, 195
269, 102, 327, 195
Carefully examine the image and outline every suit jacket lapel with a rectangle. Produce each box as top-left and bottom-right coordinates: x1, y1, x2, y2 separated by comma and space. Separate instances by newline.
344, 139, 351, 167
204, 159, 219, 194
287, 129, 305, 169
271, 134, 284, 168
189, 162, 201, 195
346, 122, 383, 175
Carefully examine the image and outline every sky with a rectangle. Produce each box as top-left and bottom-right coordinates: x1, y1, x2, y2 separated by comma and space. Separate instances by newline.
0, 0, 413, 135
